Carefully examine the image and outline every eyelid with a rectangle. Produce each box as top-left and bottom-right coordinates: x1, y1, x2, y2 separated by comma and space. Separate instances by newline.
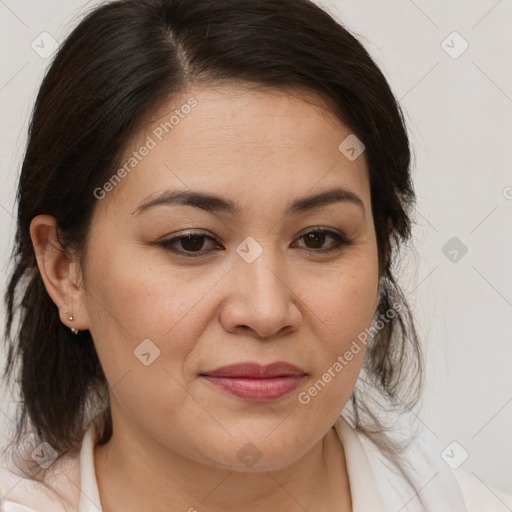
157, 226, 353, 257
292, 227, 352, 252
296, 225, 347, 239
156, 231, 220, 258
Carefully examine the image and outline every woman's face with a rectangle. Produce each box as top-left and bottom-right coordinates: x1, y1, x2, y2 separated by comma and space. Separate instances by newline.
80, 84, 380, 471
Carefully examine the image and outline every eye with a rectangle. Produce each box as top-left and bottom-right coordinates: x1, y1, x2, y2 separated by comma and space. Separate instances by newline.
293, 228, 352, 253
157, 231, 221, 258
157, 227, 352, 258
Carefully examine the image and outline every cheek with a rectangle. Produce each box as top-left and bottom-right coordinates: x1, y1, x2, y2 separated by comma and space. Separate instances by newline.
83, 248, 209, 429
296, 259, 379, 413
85, 236, 196, 337
308, 260, 379, 349
82, 239, 227, 384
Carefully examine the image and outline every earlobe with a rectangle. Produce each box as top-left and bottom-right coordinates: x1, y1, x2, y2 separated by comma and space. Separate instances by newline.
29, 215, 88, 332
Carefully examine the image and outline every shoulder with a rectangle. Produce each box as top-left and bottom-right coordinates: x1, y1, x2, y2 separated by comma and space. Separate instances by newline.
416, 439, 512, 512
0, 434, 81, 512
412, 437, 512, 510
336, 414, 512, 511
400, 435, 512, 511
452, 468, 512, 511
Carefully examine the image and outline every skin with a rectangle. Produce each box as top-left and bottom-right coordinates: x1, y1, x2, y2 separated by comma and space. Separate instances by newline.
30, 83, 386, 512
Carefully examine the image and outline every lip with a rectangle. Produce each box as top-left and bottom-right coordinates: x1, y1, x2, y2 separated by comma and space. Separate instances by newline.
200, 362, 307, 402
202, 362, 306, 378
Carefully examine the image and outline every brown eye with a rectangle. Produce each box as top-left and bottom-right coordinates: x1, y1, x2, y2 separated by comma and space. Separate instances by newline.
294, 229, 351, 253
158, 232, 221, 257
177, 234, 208, 252
303, 231, 328, 249
157, 228, 351, 258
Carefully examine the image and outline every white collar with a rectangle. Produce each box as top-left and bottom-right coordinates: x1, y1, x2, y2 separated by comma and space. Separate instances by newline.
337, 416, 468, 512
333, 415, 384, 510
77, 424, 102, 512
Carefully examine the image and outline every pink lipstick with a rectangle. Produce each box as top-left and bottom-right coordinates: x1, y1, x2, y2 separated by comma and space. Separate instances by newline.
200, 362, 306, 402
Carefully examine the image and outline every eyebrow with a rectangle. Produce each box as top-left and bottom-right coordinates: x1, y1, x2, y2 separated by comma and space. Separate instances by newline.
131, 187, 365, 217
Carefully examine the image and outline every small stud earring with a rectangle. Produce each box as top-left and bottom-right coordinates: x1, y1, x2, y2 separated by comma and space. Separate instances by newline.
64, 310, 79, 335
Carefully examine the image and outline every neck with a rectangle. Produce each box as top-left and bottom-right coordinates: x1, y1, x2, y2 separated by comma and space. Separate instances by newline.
94, 416, 351, 512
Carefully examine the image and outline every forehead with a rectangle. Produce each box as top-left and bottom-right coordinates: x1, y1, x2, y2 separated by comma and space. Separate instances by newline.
151, 83, 351, 151
96, 83, 370, 215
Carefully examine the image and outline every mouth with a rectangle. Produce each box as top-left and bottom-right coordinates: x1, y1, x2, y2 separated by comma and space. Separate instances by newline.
200, 362, 307, 402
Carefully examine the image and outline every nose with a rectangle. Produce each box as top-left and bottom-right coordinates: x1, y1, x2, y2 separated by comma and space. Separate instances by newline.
219, 247, 301, 339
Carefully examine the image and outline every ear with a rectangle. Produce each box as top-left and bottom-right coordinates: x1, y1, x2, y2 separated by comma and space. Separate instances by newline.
30, 215, 89, 332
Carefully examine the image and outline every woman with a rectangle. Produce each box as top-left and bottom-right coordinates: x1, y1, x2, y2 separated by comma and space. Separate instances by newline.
1, 0, 511, 510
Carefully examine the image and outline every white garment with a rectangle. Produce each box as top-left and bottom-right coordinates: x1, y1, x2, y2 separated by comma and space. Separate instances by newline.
0, 415, 511, 511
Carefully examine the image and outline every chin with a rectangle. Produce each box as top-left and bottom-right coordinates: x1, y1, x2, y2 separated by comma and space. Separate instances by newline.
197, 434, 316, 473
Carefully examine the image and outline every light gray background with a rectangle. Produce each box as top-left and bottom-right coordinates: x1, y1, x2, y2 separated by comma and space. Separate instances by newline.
1, 0, 511, 495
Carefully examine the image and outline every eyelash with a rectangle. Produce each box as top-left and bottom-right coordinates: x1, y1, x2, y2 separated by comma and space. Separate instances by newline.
157, 228, 353, 258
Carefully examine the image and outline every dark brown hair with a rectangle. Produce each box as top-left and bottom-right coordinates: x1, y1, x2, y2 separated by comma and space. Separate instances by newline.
2, 0, 422, 486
